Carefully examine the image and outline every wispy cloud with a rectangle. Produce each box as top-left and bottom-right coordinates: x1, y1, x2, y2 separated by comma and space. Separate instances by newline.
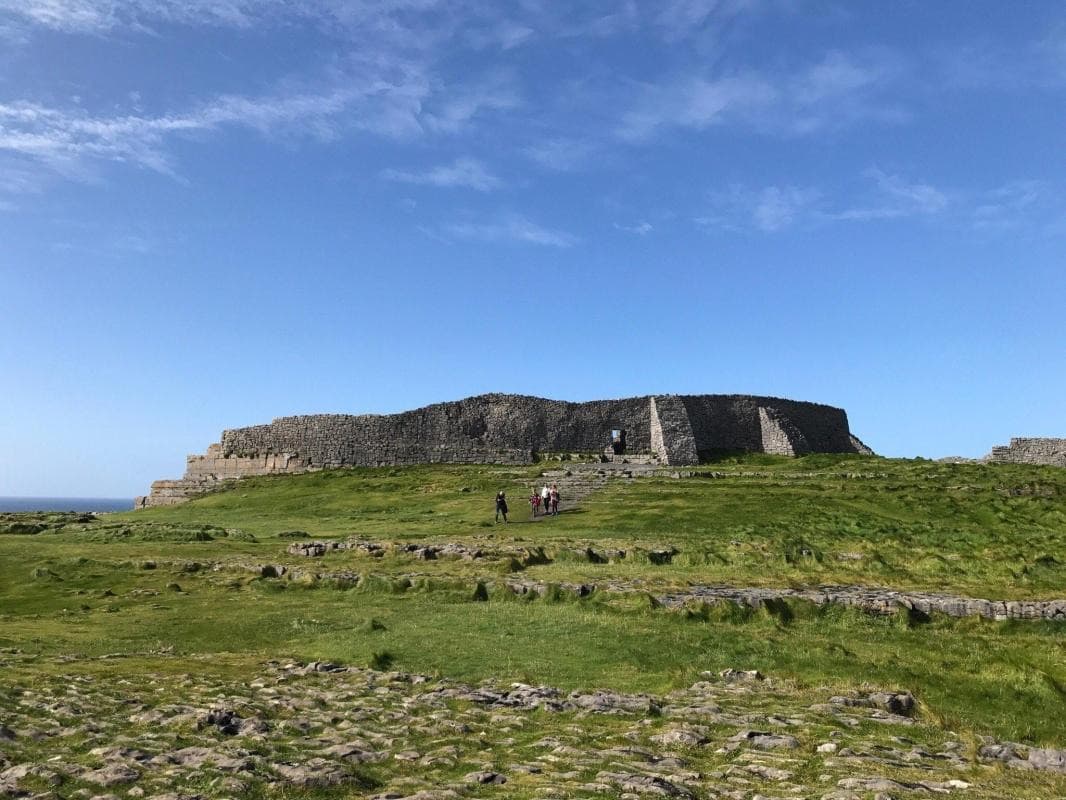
971, 180, 1048, 232
619, 49, 905, 141
618, 73, 776, 141
420, 73, 521, 134
698, 184, 822, 232
698, 169, 949, 233
653, 0, 760, 42
441, 213, 577, 247
613, 220, 653, 235
0, 62, 522, 186
465, 20, 535, 50
523, 137, 597, 171
0, 88, 386, 177
751, 186, 821, 231
934, 31, 1066, 92
382, 157, 501, 191
0, 0, 271, 33
831, 168, 948, 221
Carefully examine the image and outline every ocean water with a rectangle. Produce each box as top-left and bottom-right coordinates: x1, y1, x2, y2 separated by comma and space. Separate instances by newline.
0, 497, 133, 513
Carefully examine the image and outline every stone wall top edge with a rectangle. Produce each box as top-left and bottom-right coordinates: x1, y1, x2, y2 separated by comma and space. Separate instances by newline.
673, 393, 848, 413
219, 392, 848, 433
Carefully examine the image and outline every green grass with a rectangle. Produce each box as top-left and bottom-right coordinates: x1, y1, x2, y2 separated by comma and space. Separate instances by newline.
0, 554, 1063, 743
100, 455, 1066, 597
1, 454, 1065, 752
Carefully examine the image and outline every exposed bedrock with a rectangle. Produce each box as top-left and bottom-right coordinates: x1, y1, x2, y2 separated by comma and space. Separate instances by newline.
136, 392, 868, 508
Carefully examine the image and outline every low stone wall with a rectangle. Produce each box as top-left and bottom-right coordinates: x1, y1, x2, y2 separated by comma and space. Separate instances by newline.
988, 438, 1066, 468
654, 584, 1066, 622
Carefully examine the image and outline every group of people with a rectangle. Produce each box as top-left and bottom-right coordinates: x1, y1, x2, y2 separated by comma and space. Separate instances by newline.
530, 484, 560, 517
493, 484, 561, 523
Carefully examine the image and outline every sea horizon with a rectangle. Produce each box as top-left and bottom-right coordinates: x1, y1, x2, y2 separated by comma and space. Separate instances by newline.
0, 497, 133, 513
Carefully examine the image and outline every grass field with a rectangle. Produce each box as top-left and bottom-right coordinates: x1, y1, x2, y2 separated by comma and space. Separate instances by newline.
1, 455, 1065, 798
119, 454, 1066, 597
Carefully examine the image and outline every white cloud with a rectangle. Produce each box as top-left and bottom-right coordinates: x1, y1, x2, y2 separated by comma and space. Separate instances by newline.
0, 0, 528, 195
793, 50, 889, 105
972, 180, 1047, 232
935, 33, 1066, 92
698, 184, 821, 232
618, 74, 777, 141
653, 0, 759, 41
613, 220, 653, 235
0, 0, 267, 32
0, 0, 451, 34
565, 1, 639, 38
466, 20, 535, 50
523, 137, 596, 171
0, 59, 523, 186
619, 50, 905, 141
442, 213, 577, 247
421, 73, 521, 134
832, 168, 948, 221
382, 157, 501, 191
0, 88, 384, 178
699, 170, 953, 233
868, 168, 947, 214
751, 186, 820, 231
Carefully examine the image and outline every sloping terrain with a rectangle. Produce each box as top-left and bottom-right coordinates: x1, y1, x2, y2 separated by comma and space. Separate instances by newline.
1, 455, 1064, 799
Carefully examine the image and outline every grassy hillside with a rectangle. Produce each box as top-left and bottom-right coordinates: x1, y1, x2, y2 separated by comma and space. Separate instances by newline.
120, 455, 1066, 597
1, 455, 1065, 798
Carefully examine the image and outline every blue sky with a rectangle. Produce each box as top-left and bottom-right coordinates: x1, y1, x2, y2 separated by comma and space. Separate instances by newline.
1, 1, 1064, 497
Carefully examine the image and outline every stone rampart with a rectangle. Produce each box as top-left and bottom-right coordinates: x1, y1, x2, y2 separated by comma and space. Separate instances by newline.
136, 392, 867, 507
988, 438, 1066, 468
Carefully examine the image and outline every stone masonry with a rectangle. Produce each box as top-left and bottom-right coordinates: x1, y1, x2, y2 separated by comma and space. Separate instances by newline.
988, 437, 1066, 467
136, 393, 870, 508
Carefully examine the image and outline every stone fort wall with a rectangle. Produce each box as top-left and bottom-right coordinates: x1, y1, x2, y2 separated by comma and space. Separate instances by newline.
136, 393, 870, 507
988, 438, 1066, 468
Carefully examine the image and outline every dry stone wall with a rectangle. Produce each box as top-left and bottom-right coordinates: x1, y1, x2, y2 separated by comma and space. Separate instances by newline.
989, 438, 1066, 467
681, 395, 855, 459
136, 392, 866, 507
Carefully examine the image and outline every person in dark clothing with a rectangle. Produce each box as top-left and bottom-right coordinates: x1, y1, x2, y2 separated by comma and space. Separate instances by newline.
495, 491, 509, 523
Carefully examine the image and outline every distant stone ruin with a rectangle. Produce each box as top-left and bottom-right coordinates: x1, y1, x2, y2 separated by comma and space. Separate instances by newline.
988, 438, 1066, 468
136, 393, 872, 508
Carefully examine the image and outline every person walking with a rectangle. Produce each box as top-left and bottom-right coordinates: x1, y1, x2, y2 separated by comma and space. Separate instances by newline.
495, 491, 509, 523
540, 485, 550, 517
529, 490, 539, 519
550, 485, 560, 516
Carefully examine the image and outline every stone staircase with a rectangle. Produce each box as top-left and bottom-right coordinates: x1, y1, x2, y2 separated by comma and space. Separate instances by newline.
517, 460, 666, 516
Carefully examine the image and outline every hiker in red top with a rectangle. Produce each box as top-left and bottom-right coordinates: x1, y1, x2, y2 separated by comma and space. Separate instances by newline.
529, 490, 540, 519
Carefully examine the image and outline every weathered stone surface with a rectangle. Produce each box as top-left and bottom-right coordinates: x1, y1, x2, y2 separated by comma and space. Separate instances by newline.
654, 584, 1066, 622
462, 770, 506, 784
988, 437, 1066, 467
980, 741, 1066, 773
727, 730, 800, 750
82, 763, 140, 786
594, 770, 695, 797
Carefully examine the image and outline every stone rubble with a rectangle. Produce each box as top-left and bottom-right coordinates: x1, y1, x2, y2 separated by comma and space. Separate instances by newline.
0, 655, 1062, 799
